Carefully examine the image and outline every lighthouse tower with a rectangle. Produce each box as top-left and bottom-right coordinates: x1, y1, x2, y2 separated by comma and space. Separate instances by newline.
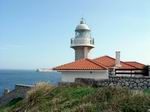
71, 18, 94, 60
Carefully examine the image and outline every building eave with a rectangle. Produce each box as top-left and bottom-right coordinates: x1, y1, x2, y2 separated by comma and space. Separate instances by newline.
53, 69, 108, 72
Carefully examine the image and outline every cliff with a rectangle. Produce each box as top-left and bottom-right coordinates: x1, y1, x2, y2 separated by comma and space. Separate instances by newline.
0, 84, 32, 106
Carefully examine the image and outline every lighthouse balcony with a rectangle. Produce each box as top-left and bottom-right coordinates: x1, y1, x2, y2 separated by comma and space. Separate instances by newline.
70, 38, 94, 48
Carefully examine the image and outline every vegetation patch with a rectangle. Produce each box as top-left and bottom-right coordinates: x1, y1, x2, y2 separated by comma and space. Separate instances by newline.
144, 89, 150, 94
1, 83, 150, 112
0, 97, 23, 112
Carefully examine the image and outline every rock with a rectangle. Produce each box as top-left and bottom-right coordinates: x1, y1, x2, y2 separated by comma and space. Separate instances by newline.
147, 109, 150, 112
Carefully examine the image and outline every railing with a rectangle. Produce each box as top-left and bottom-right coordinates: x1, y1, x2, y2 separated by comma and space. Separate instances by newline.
115, 68, 149, 77
70, 38, 94, 47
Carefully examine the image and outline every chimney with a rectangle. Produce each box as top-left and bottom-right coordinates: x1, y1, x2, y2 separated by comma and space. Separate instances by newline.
115, 51, 121, 67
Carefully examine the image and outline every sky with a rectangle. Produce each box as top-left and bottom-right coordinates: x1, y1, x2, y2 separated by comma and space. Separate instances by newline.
0, 0, 150, 70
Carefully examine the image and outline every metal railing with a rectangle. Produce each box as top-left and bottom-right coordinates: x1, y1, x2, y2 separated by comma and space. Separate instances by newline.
71, 38, 94, 47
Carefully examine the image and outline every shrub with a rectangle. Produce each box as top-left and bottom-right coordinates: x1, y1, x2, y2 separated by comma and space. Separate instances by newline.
5, 84, 150, 112
25, 82, 55, 107
119, 94, 150, 112
82, 86, 150, 112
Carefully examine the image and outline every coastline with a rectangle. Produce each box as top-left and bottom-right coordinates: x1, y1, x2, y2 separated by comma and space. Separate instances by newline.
0, 70, 61, 96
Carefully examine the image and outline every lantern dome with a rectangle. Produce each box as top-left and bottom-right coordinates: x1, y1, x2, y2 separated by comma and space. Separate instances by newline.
75, 18, 90, 31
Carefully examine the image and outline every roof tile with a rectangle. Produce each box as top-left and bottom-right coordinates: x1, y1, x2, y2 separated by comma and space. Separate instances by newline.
93, 55, 138, 69
53, 55, 145, 70
125, 61, 145, 69
53, 58, 107, 70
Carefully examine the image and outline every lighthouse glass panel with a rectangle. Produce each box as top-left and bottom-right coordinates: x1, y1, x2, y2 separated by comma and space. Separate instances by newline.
75, 30, 90, 38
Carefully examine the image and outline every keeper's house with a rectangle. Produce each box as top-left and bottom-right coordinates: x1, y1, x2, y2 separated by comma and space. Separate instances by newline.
53, 54, 148, 82
53, 19, 149, 82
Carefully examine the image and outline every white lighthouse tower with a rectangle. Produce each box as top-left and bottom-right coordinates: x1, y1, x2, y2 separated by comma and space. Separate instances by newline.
70, 18, 94, 60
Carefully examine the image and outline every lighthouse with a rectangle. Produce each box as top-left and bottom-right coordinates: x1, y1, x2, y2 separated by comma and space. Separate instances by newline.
53, 18, 147, 82
70, 18, 94, 60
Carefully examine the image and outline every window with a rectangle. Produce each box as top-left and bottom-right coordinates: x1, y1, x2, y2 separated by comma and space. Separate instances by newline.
75, 31, 91, 38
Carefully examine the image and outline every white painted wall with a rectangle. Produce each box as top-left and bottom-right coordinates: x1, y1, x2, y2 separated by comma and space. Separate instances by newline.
60, 70, 108, 82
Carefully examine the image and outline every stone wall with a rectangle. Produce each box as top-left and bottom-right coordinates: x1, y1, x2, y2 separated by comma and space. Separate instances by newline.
0, 84, 32, 106
75, 76, 150, 89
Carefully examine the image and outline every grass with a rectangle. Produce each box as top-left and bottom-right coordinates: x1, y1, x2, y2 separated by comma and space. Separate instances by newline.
1, 83, 150, 112
144, 89, 150, 94
0, 97, 22, 112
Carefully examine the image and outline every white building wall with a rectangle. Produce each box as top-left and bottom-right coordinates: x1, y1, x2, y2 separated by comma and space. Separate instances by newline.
60, 70, 108, 82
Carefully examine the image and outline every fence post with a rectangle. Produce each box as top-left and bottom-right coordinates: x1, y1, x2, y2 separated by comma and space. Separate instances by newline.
148, 65, 150, 77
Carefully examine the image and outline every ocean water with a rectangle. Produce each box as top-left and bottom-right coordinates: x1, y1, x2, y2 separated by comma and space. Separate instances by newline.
0, 70, 61, 96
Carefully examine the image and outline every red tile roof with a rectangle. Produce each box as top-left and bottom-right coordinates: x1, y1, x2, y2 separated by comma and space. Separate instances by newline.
53, 55, 145, 71
125, 61, 145, 69
53, 58, 107, 70
93, 55, 137, 69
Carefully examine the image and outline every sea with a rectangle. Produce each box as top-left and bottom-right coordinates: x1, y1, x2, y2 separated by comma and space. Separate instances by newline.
0, 70, 61, 96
